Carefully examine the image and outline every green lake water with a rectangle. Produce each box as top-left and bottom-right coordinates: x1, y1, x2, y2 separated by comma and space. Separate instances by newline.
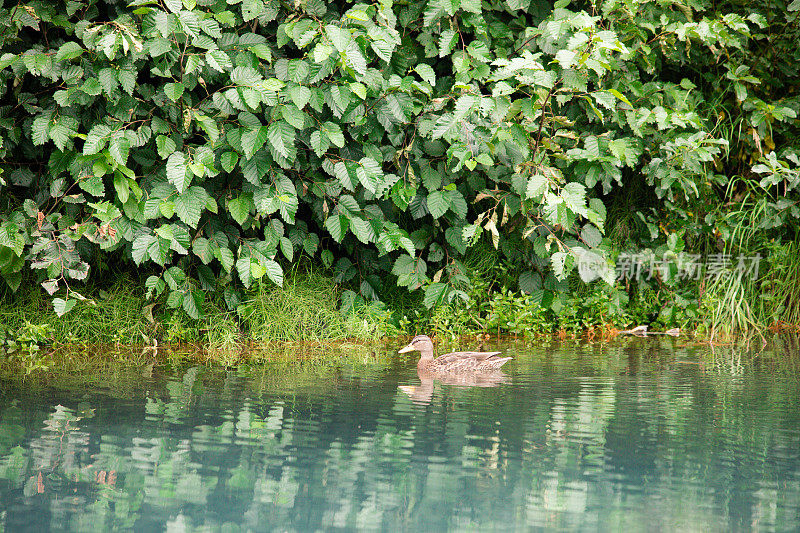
1, 338, 799, 532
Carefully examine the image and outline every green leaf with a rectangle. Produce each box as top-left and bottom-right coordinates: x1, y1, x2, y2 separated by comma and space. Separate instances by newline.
325, 214, 349, 242
108, 134, 131, 166
280, 236, 293, 261
551, 251, 568, 280
221, 151, 239, 172
267, 120, 295, 161
527, 174, 548, 199
356, 157, 382, 193
439, 29, 457, 58
310, 130, 329, 157
325, 24, 351, 52
164, 82, 185, 102
344, 42, 367, 75
84, 124, 111, 155
581, 224, 602, 248
182, 290, 204, 319
205, 49, 232, 72
414, 64, 435, 85
322, 122, 345, 148
156, 135, 177, 159
263, 259, 283, 286
608, 88, 632, 107
228, 195, 251, 225
349, 82, 367, 100
281, 104, 306, 129
349, 217, 375, 244
236, 257, 252, 288
79, 175, 104, 197
427, 191, 448, 218
53, 298, 77, 316
313, 43, 334, 63
167, 152, 191, 193
561, 182, 588, 216
56, 42, 85, 62
423, 282, 449, 308
49, 116, 78, 150
241, 126, 269, 159
289, 85, 311, 109
174, 186, 208, 227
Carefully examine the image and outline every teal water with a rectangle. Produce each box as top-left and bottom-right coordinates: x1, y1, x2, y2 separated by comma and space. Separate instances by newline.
1, 338, 799, 531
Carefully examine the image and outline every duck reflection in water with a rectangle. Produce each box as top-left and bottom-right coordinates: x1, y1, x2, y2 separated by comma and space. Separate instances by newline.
398, 369, 510, 405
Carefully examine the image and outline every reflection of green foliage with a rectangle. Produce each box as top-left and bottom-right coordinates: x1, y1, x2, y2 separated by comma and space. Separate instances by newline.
0, 341, 798, 530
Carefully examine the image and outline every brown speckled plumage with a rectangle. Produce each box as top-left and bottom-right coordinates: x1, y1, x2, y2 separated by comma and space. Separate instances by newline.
397, 335, 512, 372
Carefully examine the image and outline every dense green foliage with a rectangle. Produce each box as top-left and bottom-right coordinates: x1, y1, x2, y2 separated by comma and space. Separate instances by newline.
0, 0, 797, 336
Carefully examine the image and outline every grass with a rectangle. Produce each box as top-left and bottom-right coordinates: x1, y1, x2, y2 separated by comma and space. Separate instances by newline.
0, 266, 397, 368
237, 270, 390, 345
0, 277, 157, 347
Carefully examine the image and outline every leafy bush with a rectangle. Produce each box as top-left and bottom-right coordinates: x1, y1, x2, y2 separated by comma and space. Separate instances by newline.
0, 0, 796, 334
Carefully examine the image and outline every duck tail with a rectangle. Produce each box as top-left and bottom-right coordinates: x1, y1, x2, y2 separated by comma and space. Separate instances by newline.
491, 357, 513, 368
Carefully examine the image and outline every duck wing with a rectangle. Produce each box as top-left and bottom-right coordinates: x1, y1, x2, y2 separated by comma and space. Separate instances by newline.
434, 351, 502, 363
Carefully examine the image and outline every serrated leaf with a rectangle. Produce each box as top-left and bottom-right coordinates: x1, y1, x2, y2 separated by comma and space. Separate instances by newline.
182, 290, 203, 318
109, 134, 131, 166
356, 157, 382, 193
205, 49, 232, 72
581, 224, 603, 247
551, 251, 567, 280
310, 130, 329, 157
228, 195, 251, 225
427, 191, 448, 218
313, 43, 334, 63
156, 135, 177, 159
56, 42, 84, 62
289, 85, 311, 109
423, 282, 449, 308
263, 259, 283, 286
241, 126, 269, 159
53, 298, 76, 316
280, 236, 293, 261
349, 82, 367, 100
414, 64, 435, 85
334, 161, 354, 190
221, 151, 238, 172
267, 120, 295, 161
236, 257, 252, 288
281, 104, 305, 129
164, 82, 185, 102
83, 124, 110, 155
439, 29, 457, 58
527, 174, 548, 199
174, 186, 207, 227
344, 42, 367, 75
321, 121, 344, 148
561, 182, 587, 216
349, 217, 375, 244
167, 151, 191, 192
608, 88, 632, 107
325, 24, 351, 52
325, 214, 349, 242
79, 175, 104, 197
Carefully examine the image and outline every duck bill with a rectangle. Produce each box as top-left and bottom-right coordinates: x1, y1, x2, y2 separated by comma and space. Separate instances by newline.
398, 344, 415, 354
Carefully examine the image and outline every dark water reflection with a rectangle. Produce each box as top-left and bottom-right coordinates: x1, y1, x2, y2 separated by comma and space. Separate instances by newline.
1, 338, 799, 531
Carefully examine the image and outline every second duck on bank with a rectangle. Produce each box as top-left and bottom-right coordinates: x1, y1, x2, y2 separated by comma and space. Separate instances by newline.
398, 335, 512, 372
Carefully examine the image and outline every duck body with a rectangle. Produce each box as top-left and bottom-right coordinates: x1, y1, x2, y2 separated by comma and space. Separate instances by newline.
398, 335, 512, 372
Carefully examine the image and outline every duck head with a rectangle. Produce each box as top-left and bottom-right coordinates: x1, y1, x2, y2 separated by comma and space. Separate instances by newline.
397, 335, 435, 359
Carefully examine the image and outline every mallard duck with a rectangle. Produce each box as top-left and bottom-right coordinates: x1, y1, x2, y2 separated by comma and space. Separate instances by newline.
397, 335, 512, 372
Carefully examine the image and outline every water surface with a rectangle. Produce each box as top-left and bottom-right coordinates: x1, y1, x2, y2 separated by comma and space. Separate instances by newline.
1, 338, 799, 531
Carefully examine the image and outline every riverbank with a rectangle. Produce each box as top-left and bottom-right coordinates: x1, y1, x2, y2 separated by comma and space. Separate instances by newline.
1, 265, 797, 374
